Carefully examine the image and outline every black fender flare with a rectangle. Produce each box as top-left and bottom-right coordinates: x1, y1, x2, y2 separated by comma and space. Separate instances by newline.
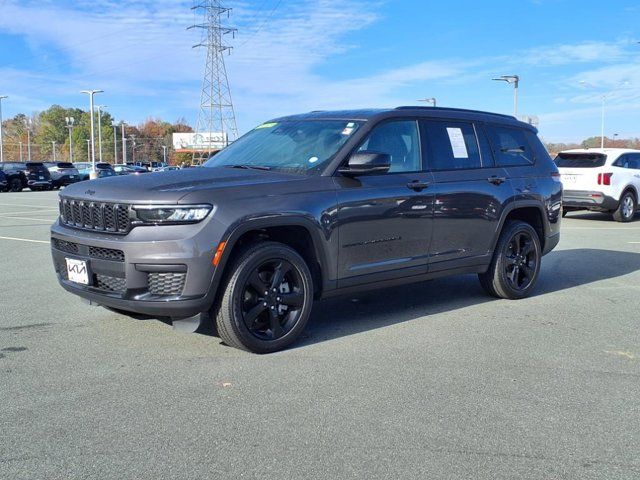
490, 200, 549, 254
209, 214, 333, 300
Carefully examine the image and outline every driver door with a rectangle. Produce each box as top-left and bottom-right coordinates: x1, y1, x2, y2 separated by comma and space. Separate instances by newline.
334, 119, 435, 287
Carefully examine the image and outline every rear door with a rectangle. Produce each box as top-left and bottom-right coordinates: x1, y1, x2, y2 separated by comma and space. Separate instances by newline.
420, 120, 514, 270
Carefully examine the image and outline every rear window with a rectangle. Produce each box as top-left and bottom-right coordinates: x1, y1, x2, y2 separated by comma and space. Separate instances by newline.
486, 125, 535, 166
554, 153, 607, 168
25, 163, 46, 171
57, 162, 74, 168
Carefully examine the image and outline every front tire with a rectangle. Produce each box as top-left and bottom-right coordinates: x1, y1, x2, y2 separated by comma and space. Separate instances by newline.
613, 191, 636, 222
215, 241, 314, 353
479, 220, 542, 300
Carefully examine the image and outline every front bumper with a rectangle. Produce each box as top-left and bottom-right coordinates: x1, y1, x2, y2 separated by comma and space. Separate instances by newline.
562, 190, 619, 211
50, 217, 226, 318
28, 180, 52, 188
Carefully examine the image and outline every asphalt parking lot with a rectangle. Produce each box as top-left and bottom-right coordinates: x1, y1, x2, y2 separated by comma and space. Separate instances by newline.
1, 190, 639, 480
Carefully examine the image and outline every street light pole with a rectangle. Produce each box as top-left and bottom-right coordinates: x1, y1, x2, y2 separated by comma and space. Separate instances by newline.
418, 97, 437, 107
130, 135, 136, 164
86, 139, 90, 161
80, 89, 103, 178
162, 145, 167, 164
492, 75, 520, 116
65, 116, 75, 163
52, 141, 57, 161
113, 125, 118, 163
96, 105, 107, 163
25, 119, 32, 162
121, 122, 127, 165
19, 142, 23, 161
600, 95, 606, 149
0, 95, 7, 162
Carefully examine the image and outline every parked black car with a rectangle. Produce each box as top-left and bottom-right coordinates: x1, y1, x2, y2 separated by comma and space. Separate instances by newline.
44, 162, 81, 188
0, 162, 28, 192
51, 107, 562, 353
0, 170, 7, 191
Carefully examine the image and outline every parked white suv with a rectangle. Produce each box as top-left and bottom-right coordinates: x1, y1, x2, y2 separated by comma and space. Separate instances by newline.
555, 148, 640, 222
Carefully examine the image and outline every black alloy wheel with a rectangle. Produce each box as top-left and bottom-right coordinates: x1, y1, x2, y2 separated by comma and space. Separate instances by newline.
503, 231, 537, 292
241, 259, 306, 341
215, 241, 313, 353
478, 220, 542, 300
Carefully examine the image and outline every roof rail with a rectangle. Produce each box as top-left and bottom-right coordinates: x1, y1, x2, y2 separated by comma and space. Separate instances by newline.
395, 106, 516, 120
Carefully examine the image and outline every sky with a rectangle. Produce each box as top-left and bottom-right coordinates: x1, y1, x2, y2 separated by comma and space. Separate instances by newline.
0, 0, 639, 143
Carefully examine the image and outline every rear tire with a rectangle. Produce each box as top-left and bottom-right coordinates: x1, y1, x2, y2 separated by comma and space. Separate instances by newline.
613, 191, 636, 222
9, 178, 22, 192
479, 220, 542, 300
215, 241, 314, 353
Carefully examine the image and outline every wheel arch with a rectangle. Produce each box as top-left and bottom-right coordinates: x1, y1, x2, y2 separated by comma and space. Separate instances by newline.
213, 216, 331, 301
492, 202, 547, 253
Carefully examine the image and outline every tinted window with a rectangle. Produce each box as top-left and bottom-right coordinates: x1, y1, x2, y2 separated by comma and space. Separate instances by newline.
525, 131, 552, 163
57, 162, 74, 168
555, 153, 606, 168
421, 121, 481, 170
486, 125, 534, 166
357, 120, 421, 173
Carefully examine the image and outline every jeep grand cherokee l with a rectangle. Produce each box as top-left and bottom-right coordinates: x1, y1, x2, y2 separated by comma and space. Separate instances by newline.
556, 148, 640, 221
51, 107, 562, 353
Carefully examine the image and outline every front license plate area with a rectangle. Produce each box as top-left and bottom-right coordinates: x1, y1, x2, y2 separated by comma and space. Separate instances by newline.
66, 258, 89, 285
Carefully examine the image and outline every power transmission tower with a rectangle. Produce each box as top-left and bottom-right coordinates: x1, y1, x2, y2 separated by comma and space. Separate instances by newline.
189, 1, 238, 163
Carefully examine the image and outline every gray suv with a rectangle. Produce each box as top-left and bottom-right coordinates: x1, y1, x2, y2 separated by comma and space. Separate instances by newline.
51, 107, 562, 353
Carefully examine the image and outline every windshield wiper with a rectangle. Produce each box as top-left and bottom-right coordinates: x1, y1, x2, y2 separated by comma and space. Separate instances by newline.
224, 164, 271, 171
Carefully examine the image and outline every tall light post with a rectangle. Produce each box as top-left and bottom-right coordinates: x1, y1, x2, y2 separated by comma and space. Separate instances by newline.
65, 116, 75, 163
25, 118, 32, 161
19, 141, 23, 161
51, 141, 57, 161
113, 125, 118, 163
130, 135, 136, 164
418, 97, 437, 107
492, 75, 519, 116
86, 139, 90, 161
0, 95, 7, 162
579, 80, 630, 149
162, 145, 167, 165
96, 105, 107, 163
80, 89, 103, 178
121, 122, 127, 165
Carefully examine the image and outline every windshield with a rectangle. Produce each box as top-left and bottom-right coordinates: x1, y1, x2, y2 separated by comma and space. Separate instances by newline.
555, 153, 607, 168
203, 120, 363, 174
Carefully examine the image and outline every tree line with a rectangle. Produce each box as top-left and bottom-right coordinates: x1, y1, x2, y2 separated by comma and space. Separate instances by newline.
1, 105, 194, 164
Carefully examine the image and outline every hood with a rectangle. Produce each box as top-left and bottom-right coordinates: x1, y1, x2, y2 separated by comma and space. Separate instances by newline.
60, 167, 306, 204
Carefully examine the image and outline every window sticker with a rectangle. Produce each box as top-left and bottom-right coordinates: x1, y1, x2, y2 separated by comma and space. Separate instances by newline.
255, 122, 278, 129
308, 156, 319, 163
446, 127, 469, 159
341, 122, 357, 136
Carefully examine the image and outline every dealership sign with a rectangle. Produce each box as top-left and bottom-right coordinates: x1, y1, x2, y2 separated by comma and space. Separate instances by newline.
172, 132, 229, 151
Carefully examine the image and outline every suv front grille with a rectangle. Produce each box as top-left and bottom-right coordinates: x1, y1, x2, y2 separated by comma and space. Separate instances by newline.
148, 273, 186, 296
52, 238, 124, 262
59, 198, 131, 234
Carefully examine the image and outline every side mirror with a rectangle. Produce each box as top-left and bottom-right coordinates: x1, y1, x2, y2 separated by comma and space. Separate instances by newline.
338, 151, 391, 176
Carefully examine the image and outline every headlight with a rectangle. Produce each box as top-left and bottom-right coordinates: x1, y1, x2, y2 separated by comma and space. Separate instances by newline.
133, 204, 213, 224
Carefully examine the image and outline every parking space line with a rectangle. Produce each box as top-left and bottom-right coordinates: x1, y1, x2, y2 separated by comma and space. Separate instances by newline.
1, 209, 59, 215
0, 202, 57, 208
0, 235, 49, 244
0, 215, 54, 222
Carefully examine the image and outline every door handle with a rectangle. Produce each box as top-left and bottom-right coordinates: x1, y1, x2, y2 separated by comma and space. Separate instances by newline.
488, 176, 507, 186
407, 180, 430, 191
